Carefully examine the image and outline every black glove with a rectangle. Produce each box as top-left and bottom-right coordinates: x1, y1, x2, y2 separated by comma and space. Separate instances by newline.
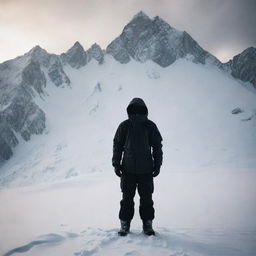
114, 166, 122, 177
152, 167, 160, 177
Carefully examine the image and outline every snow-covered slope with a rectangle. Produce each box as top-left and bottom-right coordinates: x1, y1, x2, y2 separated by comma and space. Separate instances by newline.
1, 51, 256, 256
0, 56, 255, 187
1, 12, 255, 163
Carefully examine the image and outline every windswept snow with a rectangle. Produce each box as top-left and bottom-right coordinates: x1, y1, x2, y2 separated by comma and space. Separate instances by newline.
0, 172, 256, 256
0, 56, 256, 255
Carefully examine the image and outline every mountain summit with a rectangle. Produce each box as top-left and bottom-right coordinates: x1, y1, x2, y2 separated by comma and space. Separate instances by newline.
106, 12, 221, 67
61, 41, 88, 68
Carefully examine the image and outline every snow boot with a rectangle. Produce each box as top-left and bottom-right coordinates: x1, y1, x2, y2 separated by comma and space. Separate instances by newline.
118, 220, 131, 236
143, 220, 155, 236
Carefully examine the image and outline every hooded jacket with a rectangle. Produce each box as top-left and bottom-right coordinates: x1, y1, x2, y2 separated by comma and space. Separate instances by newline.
112, 98, 163, 174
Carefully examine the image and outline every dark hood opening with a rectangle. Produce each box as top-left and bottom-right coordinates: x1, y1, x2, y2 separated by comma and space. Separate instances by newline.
127, 98, 148, 117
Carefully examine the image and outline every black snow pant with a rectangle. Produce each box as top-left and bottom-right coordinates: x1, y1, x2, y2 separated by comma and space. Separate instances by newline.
119, 172, 155, 221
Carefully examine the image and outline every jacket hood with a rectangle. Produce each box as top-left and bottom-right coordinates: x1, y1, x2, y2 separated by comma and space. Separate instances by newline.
127, 98, 148, 117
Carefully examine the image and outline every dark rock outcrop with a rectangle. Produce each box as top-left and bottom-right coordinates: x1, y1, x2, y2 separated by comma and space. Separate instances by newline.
0, 118, 19, 160
232, 108, 244, 114
0, 45, 69, 162
223, 47, 256, 88
27, 45, 51, 67
61, 41, 88, 68
2, 90, 46, 141
0, 137, 13, 160
106, 36, 131, 64
21, 60, 47, 95
87, 43, 104, 64
48, 61, 70, 87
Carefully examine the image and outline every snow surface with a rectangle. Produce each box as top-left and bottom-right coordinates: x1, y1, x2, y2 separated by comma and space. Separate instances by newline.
0, 56, 256, 255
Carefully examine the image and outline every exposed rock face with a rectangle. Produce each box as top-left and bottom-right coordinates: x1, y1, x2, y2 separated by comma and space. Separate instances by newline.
181, 32, 220, 65
21, 60, 47, 95
87, 43, 104, 64
0, 137, 13, 160
27, 45, 51, 67
0, 118, 18, 160
25, 45, 71, 87
106, 11, 221, 67
0, 45, 69, 162
0, 90, 46, 160
61, 41, 88, 68
223, 47, 256, 88
48, 61, 70, 87
2, 90, 46, 141
0, 118, 19, 148
106, 37, 131, 64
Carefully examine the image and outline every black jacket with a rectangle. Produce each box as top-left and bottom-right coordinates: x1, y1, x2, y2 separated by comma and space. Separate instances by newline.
112, 98, 163, 174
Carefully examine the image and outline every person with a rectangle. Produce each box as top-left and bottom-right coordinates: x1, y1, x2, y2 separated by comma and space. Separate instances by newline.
112, 98, 163, 236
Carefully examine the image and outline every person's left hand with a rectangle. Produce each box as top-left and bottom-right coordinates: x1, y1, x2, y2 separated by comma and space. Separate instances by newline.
152, 167, 160, 177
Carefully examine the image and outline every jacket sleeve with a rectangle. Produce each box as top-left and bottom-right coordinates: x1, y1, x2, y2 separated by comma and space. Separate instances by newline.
150, 123, 163, 168
112, 122, 126, 168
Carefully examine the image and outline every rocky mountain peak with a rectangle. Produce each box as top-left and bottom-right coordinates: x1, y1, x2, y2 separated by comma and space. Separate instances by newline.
132, 11, 151, 21
88, 43, 101, 51
125, 11, 152, 31
72, 41, 84, 50
26, 45, 50, 66
87, 43, 104, 64
91, 43, 100, 48
66, 41, 85, 55
28, 45, 47, 55
62, 41, 88, 68
106, 11, 219, 67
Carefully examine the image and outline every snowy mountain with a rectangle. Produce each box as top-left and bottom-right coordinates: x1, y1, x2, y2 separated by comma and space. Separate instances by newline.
0, 45, 70, 161
0, 10, 255, 169
0, 11, 255, 165
0, 11, 256, 256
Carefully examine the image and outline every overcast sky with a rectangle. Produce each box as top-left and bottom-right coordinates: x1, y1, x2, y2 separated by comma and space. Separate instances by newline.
0, 0, 255, 63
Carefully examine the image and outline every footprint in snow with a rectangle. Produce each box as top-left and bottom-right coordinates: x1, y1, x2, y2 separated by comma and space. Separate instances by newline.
3, 228, 248, 256
76, 228, 189, 256
76, 227, 244, 256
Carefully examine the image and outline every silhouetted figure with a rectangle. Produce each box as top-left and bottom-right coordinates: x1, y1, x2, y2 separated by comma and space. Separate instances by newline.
112, 98, 163, 236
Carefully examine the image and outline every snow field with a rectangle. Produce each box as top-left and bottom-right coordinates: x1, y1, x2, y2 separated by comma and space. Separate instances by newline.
0, 56, 256, 255
1, 171, 256, 256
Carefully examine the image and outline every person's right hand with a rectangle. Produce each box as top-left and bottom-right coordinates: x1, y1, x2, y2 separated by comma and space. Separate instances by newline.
114, 167, 122, 177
